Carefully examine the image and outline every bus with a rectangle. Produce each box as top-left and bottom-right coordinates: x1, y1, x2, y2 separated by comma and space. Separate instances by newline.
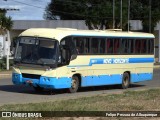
12, 28, 155, 93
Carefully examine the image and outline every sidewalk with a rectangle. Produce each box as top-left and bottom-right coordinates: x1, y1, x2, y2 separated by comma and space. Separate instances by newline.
0, 70, 12, 79
154, 62, 160, 68
0, 64, 160, 79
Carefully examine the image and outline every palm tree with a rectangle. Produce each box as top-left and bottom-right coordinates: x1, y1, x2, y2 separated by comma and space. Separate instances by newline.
0, 13, 13, 34
0, 13, 13, 70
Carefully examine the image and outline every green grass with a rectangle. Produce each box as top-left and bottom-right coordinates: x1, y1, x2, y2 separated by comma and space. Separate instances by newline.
0, 88, 160, 111
1, 89, 160, 120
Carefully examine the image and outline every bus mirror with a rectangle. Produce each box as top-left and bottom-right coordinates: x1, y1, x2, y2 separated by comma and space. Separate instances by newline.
71, 54, 77, 60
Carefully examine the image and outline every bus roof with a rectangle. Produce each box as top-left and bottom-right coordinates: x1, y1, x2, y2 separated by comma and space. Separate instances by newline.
19, 28, 155, 41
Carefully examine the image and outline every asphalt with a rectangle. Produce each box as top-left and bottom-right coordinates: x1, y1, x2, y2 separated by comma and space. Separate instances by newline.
0, 67, 159, 106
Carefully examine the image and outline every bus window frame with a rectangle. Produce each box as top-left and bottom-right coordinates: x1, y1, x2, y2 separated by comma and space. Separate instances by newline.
14, 36, 60, 68
71, 35, 154, 55
60, 36, 77, 66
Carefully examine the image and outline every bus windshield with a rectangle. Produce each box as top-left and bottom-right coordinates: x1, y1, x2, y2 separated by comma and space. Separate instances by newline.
14, 37, 58, 67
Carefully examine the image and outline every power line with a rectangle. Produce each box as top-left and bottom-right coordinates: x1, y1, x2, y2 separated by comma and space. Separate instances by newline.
55, 0, 102, 7
3, 0, 160, 19
50, 9, 114, 19
6, 0, 114, 19
11, 0, 45, 10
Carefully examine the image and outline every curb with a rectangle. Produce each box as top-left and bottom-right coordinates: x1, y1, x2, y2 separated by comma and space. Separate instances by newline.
0, 74, 11, 75
0, 74, 12, 79
154, 65, 160, 68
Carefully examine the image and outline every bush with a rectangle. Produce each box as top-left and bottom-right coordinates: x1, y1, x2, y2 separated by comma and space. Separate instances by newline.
0, 57, 13, 70
0, 57, 6, 70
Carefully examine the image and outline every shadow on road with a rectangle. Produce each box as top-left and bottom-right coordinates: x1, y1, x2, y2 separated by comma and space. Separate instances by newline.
0, 84, 145, 95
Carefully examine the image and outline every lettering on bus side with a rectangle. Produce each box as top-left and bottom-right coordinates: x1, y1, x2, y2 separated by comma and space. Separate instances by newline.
103, 59, 112, 64
90, 58, 129, 65
113, 58, 129, 64
103, 58, 129, 64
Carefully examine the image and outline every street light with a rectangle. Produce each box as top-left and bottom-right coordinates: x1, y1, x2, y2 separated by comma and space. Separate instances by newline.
113, 0, 115, 29
120, 0, 122, 30
128, 0, 130, 32
149, 0, 152, 33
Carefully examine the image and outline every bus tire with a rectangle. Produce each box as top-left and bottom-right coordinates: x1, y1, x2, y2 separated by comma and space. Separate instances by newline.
69, 76, 79, 93
122, 72, 130, 89
33, 86, 44, 92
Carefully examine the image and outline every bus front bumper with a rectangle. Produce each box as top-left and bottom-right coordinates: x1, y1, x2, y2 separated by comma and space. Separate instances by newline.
12, 73, 71, 89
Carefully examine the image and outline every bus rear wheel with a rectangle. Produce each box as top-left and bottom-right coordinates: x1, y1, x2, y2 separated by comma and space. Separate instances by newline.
69, 76, 79, 93
122, 72, 130, 89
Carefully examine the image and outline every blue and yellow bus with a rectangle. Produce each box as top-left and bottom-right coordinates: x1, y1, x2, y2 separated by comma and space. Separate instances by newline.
12, 28, 154, 93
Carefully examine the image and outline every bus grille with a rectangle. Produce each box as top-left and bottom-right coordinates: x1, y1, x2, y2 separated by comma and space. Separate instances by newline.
22, 73, 41, 79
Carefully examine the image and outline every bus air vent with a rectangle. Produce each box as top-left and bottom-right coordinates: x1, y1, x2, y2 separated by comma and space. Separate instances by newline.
22, 73, 41, 79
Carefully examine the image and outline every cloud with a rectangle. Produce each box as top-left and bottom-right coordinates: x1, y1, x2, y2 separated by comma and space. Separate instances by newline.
0, 0, 51, 20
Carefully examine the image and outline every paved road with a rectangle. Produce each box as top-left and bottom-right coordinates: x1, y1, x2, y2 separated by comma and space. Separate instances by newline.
0, 68, 160, 106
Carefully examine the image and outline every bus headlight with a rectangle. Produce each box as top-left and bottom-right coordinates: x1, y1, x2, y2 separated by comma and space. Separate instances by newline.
44, 77, 50, 81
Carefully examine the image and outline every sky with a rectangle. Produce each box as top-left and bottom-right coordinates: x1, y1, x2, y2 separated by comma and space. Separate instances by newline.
0, 0, 51, 20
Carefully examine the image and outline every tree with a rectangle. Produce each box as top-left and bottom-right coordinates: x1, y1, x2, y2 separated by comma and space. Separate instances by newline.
130, 0, 160, 32
0, 10, 13, 70
44, 0, 128, 29
44, 0, 84, 20
0, 13, 13, 35
44, 0, 160, 32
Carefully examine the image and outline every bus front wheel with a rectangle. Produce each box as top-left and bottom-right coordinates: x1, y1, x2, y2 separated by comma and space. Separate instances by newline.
122, 72, 130, 89
69, 76, 79, 93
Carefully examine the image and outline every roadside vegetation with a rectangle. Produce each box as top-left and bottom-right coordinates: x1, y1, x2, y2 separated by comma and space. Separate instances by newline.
0, 57, 13, 70
1, 88, 160, 111
0, 88, 160, 120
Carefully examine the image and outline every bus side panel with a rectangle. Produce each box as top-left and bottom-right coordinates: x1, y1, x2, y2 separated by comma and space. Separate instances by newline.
131, 67, 153, 83
81, 74, 122, 87
81, 72, 153, 87
131, 73, 153, 83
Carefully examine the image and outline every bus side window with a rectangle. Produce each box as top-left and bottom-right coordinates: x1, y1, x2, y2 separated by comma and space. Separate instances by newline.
90, 38, 105, 54
121, 39, 127, 53
135, 39, 141, 54
74, 38, 81, 54
151, 39, 154, 54
106, 39, 110, 53
148, 39, 154, 54
99, 38, 105, 53
107, 39, 113, 54
114, 39, 120, 54
91, 38, 98, 53
73, 37, 90, 54
141, 39, 147, 54
84, 38, 90, 54
60, 37, 77, 65
128, 39, 134, 54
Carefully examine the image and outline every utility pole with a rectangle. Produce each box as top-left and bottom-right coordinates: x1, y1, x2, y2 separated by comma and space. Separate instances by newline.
149, 0, 152, 33
128, 0, 130, 32
113, 0, 115, 29
6, 30, 10, 70
120, 0, 123, 30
